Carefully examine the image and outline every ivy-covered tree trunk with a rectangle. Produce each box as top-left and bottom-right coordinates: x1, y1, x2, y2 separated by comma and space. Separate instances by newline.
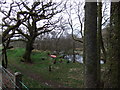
106, 2, 120, 88
84, 1, 98, 88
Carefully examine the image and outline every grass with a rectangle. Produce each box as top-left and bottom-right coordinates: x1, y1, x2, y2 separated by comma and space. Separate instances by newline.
7, 48, 84, 88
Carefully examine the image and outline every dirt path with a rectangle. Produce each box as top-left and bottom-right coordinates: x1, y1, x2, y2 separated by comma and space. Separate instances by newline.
9, 64, 71, 88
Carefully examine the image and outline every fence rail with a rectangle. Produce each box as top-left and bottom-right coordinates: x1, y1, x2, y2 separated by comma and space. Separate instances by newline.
0, 65, 29, 90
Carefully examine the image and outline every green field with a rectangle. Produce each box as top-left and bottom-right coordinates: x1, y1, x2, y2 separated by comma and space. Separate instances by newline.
7, 48, 84, 88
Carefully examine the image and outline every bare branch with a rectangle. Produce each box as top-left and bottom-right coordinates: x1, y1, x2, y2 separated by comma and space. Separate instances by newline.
11, 39, 27, 42
17, 29, 30, 40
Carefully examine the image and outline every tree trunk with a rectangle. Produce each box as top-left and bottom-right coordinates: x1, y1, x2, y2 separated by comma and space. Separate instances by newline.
73, 41, 76, 63
23, 40, 34, 63
2, 47, 8, 68
2, 38, 11, 68
97, 1, 102, 88
105, 2, 120, 88
84, 1, 98, 88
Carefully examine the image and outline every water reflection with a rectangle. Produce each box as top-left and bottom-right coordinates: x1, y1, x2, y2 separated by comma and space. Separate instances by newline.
64, 55, 104, 64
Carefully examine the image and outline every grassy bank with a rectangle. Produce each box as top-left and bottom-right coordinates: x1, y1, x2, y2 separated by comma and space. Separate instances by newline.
7, 48, 84, 88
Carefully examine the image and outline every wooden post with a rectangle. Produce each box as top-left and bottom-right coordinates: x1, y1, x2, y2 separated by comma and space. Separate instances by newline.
14, 72, 22, 90
49, 65, 52, 72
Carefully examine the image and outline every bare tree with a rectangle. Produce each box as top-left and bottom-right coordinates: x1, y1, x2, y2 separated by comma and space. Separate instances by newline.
65, 1, 84, 43
0, 1, 26, 68
1, 0, 65, 63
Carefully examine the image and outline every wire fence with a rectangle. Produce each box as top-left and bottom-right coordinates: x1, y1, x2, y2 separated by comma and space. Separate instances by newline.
0, 65, 29, 90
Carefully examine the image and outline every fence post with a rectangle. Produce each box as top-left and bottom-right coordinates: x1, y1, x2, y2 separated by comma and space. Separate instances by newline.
14, 72, 22, 90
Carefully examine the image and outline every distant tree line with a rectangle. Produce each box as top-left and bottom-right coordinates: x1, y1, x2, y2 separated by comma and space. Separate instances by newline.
11, 33, 83, 54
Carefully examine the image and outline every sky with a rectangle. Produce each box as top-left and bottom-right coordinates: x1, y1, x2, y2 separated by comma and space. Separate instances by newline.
0, 0, 111, 37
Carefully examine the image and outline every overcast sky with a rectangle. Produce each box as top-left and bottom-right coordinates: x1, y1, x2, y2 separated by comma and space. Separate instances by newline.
0, 0, 111, 37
